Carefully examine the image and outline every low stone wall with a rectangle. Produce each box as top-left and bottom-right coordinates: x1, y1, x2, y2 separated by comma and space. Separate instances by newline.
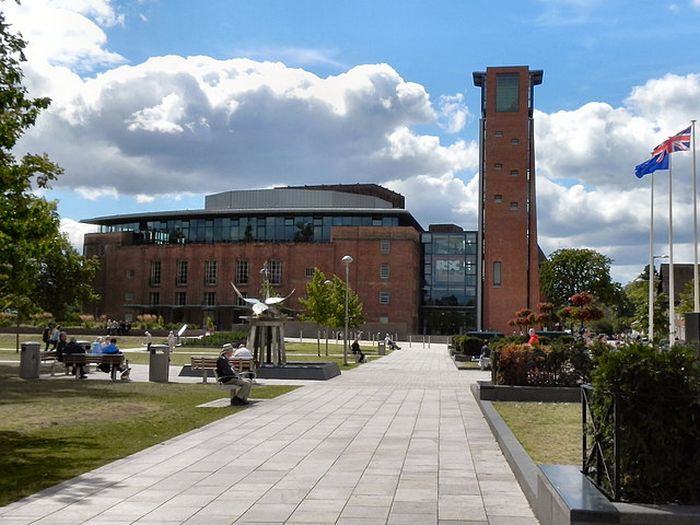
472, 383, 700, 525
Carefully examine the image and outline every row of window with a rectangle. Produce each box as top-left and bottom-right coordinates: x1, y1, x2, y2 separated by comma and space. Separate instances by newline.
133, 290, 393, 307
147, 242, 393, 287
149, 259, 283, 287
149, 260, 393, 287
100, 215, 401, 245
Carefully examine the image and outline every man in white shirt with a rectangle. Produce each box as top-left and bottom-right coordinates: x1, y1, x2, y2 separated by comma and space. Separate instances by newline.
233, 343, 253, 359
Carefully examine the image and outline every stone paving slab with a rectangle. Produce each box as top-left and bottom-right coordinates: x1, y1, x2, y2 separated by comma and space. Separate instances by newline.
0, 343, 537, 524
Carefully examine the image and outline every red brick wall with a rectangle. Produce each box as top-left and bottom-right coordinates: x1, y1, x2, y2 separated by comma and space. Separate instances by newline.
84, 226, 421, 332
480, 66, 541, 333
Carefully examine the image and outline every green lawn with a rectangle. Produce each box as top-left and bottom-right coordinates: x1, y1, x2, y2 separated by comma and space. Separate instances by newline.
0, 364, 299, 506
492, 401, 581, 465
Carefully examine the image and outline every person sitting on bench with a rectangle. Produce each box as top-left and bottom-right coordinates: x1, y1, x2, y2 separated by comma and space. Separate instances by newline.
102, 338, 131, 380
216, 344, 252, 406
350, 339, 366, 363
64, 337, 88, 379
384, 334, 401, 350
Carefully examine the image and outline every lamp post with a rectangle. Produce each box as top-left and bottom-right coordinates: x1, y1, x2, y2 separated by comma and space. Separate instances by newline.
341, 255, 353, 366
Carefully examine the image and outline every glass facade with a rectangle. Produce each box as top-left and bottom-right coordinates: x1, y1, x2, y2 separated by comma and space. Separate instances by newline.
421, 231, 478, 334
98, 214, 401, 245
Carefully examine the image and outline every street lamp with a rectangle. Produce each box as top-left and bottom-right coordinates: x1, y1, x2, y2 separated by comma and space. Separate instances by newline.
341, 255, 353, 366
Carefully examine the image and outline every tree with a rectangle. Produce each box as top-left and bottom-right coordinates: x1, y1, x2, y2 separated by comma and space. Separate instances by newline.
0, 10, 68, 350
32, 235, 100, 322
623, 265, 668, 338
298, 269, 334, 356
298, 269, 364, 355
559, 292, 604, 331
540, 248, 620, 308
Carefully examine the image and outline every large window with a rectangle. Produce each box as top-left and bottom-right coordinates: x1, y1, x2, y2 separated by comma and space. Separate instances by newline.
496, 73, 520, 112
176, 291, 187, 306
379, 291, 390, 304
149, 292, 160, 305
268, 260, 282, 285
176, 260, 188, 286
236, 260, 249, 285
380, 239, 391, 254
204, 260, 217, 286
149, 260, 161, 286
204, 292, 216, 306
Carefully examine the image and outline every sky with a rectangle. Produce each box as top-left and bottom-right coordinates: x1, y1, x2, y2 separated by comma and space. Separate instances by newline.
5, 0, 700, 284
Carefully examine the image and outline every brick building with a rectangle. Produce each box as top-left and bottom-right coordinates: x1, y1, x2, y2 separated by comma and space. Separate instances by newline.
83, 185, 423, 334
473, 66, 543, 333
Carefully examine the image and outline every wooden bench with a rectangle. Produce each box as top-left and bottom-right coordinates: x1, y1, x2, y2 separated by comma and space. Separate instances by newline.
62, 354, 127, 381
190, 356, 256, 383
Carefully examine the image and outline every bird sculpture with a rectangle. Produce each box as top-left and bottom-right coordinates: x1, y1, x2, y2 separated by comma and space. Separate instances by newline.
230, 282, 295, 317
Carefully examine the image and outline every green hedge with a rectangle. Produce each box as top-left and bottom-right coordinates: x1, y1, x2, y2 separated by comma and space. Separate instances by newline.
180, 331, 248, 348
492, 339, 591, 387
590, 343, 700, 504
451, 335, 484, 357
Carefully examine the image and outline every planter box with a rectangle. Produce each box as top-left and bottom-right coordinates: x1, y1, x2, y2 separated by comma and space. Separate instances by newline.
477, 381, 580, 402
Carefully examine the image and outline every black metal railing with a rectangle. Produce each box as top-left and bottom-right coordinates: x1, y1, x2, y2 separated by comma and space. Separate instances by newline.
581, 384, 620, 501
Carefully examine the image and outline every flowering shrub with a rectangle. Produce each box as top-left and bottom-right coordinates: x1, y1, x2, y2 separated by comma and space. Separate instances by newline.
30, 312, 53, 326
493, 340, 591, 387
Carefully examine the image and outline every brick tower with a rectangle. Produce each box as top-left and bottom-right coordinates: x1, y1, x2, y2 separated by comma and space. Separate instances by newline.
473, 66, 543, 333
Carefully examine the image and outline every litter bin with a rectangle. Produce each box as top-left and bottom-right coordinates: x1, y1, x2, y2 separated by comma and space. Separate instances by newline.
20, 342, 41, 380
149, 344, 170, 383
377, 342, 386, 356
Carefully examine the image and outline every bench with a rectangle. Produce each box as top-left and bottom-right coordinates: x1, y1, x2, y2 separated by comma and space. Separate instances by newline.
190, 356, 256, 384
40, 351, 58, 376
62, 354, 127, 381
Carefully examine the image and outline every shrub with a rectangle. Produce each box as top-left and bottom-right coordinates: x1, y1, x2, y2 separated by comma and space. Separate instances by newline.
0, 312, 14, 327
30, 312, 53, 326
182, 331, 248, 348
493, 340, 591, 387
451, 335, 484, 357
589, 343, 700, 504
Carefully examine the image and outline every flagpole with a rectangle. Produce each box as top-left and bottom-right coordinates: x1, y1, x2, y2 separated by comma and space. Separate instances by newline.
649, 172, 655, 341
692, 119, 698, 312
669, 154, 675, 346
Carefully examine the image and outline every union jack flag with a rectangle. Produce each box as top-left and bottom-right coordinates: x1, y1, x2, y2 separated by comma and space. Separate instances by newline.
652, 125, 692, 156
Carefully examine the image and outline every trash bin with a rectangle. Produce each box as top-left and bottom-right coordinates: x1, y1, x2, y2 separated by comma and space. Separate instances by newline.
377, 342, 386, 356
20, 342, 41, 380
149, 344, 170, 383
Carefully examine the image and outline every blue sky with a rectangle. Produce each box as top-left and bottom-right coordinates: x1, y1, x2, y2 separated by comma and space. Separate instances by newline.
6, 0, 700, 283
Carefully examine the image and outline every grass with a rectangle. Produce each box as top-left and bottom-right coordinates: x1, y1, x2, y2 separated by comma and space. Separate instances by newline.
492, 401, 581, 465
0, 363, 299, 506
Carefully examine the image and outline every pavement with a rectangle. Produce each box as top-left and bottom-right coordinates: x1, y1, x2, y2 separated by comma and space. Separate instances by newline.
0, 342, 538, 525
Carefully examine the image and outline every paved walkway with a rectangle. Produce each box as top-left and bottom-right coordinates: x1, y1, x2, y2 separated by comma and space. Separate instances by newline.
0, 343, 537, 525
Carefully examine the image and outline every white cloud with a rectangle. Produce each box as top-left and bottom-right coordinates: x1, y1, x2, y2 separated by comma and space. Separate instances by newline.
75, 187, 119, 201
4, 0, 124, 70
60, 218, 98, 253
438, 93, 469, 133
9, 0, 700, 286
235, 46, 345, 69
